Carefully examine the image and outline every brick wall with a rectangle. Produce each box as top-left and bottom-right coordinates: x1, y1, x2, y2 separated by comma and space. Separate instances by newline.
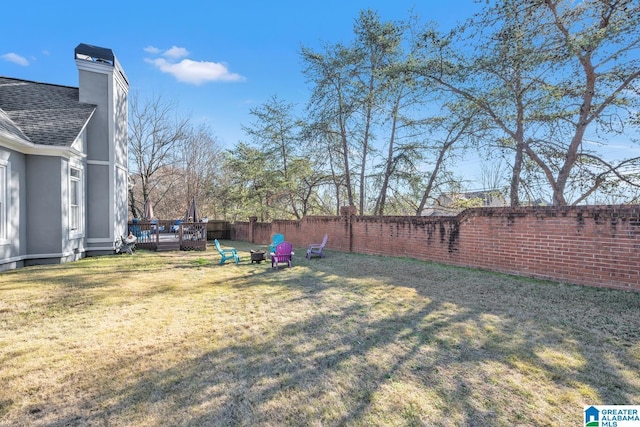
234, 205, 640, 292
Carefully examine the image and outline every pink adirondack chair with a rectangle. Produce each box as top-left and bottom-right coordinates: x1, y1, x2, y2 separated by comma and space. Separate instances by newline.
271, 241, 294, 270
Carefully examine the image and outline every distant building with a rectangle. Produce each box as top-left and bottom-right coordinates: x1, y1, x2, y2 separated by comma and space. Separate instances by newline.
422, 190, 507, 216
0, 43, 129, 270
523, 198, 550, 207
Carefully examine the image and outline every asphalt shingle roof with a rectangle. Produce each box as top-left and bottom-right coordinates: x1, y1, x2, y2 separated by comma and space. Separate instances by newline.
0, 107, 29, 142
0, 77, 96, 147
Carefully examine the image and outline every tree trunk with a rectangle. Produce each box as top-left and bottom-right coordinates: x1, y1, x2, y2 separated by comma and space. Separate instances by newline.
375, 98, 400, 216
416, 140, 454, 215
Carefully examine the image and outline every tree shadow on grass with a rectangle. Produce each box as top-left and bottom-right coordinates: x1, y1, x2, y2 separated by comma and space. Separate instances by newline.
4, 249, 640, 426
36, 274, 639, 426
40, 300, 468, 426
212, 251, 640, 423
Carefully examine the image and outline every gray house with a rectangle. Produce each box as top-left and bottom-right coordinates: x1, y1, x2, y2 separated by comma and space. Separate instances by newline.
0, 44, 129, 271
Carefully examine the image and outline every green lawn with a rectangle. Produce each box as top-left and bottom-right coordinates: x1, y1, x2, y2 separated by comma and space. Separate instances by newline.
1, 241, 638, 426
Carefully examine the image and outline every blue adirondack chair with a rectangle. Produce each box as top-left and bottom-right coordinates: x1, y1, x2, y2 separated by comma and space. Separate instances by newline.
150, 219, 165, 234
170, 219, 183, 235
269, 233, 285, 254
214, 239, 240, 265
129, 220, 151, 242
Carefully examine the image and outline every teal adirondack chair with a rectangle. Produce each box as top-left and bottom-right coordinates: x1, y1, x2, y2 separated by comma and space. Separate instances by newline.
269, 233, 285, 254
214, 239, 240, 265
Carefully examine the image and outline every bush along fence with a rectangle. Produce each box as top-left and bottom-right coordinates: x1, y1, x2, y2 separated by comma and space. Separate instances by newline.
234, 205, 640, 292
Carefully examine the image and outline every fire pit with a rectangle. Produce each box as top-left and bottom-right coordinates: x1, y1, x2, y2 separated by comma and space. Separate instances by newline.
250, 250, 266, 264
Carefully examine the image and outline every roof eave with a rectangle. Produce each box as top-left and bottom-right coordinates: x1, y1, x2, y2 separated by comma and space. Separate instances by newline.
70, 107, 96, 150
0, 131, 87, 160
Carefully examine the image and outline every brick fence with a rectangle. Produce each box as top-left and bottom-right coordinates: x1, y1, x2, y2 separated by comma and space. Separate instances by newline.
233, 205, 640, 292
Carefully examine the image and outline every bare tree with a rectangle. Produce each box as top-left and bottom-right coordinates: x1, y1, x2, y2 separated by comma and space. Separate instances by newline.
128, 93, 190, 218
350, 10, 404, 215
415, 114, 474, 215
412, 0, 640, 206
533, 0, 640, 205
301, 44, 359, 209
175, 124, 222, 219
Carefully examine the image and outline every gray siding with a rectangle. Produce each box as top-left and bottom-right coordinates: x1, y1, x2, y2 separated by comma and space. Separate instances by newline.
115, 82, 128, 169
114, 75, 129, 239
87, 163, 110, 238
26, 155, 63, 255
0, 147, 26, 269
79, 72, 110, 162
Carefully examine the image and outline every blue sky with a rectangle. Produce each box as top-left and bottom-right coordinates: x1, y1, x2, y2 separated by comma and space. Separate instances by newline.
1, 0, 480, 149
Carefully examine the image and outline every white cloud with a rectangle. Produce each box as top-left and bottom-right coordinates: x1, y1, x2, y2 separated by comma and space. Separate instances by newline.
1, 52, 29, 66
146, 57, 245, 85
144, 45, 245, 85
163, 46, 190, 60
144, 45, 161, 54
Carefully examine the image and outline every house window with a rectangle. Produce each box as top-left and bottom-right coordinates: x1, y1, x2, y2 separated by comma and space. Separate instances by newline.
0, 162, 6, 241
70, 167, 81, 232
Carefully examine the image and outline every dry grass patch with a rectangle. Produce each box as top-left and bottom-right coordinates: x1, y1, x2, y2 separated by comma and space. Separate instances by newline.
0, 241, 639, 426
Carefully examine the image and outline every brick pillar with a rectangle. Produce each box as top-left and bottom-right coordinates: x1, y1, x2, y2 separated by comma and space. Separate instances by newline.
340, 205, 356, 252
249, 216, 257, 244
340, 205, 357, 217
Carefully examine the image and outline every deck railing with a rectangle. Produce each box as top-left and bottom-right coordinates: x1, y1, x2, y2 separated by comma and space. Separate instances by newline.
127, 220, 207, 251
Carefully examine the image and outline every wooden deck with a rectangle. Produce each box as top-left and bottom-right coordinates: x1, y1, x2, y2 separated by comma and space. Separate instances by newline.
128, 221, 210, 251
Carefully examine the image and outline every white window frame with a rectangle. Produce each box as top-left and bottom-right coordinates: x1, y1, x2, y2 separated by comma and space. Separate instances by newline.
69, 165, 83, 236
